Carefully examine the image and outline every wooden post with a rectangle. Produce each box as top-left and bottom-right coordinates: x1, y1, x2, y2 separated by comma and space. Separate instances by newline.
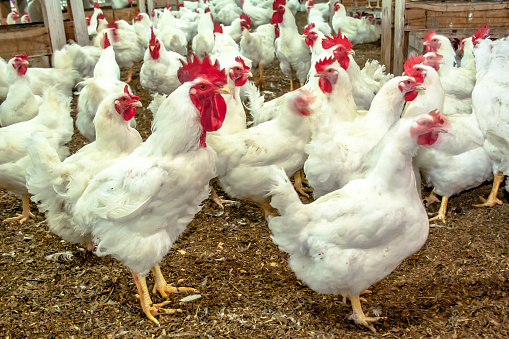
41, 0, 66, 52
139, 0, 146, 14
69, 0, 88, 45
147, 0, 154, 15
381, 0, 392, 73
0, 0, 10, 20
393, 0, 405, 75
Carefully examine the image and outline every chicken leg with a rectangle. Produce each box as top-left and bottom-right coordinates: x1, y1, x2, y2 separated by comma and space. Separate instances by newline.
258, 64, 264, 90
257, 198, 279, 219
131, 270, 181, 325
348, 295, 386, 333
151, 265, 197, 298
123, 65, 134, 83
292, 169, 311, 198
210, 186, 239, 210
4, 194, 34, 223
429, 196, 449, 223
290, 78, 294, 92
474, 172, 504, 207
423, 190, 440, 207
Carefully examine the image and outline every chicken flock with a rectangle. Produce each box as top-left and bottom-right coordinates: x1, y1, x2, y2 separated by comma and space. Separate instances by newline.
0, 0, 508, 333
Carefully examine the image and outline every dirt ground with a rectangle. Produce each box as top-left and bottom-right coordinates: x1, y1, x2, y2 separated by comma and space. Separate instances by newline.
1, 12, 508, 339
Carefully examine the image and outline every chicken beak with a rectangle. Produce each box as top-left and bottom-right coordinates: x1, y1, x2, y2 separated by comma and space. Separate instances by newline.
422, 41, 430, 46
218, 85, 230, 95
415, 84, 426, 91
131, 100, 143, 108
150, 45, 155, 51
347, 49, 355, 55
432, 127, 448, 134
314, 72, 323, 77
22, 60, 29, 65
245, 71, 253, 77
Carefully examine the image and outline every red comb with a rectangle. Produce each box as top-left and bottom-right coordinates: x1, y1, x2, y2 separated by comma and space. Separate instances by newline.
315, 56, 335, 73
322, 30, 351, 50
428, 109, 444, 125
235, 56, 249, 71
213, 21, 223, 34
166, 2, 170, 9
178, 3, 184, 8
423, 30, 435, 42
205, 7, 211, 13
124, 85, 140, 101
94, 2, 100, 9
150, 26, 156, 44
473, 24, 490, 46
178, 53, 227, 85
404, 54, 425, 83
240, 13, 251, 26
304, 22, 315, 35
97, 13, 105, 20
273, 0, 286, 10
12, 54, 28, 61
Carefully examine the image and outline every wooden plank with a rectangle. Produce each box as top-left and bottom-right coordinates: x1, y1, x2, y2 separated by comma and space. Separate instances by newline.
0, 25, 52, 59
381, 0, 392, 73
69, 0, 88, 45
0, 0, 10, 19
406, 1, 509, 12
147, 0, 154, 16
139, 0, 146, 13
42, 0, 66, 52
393, 0, 405, 76
113, 7, 138, 21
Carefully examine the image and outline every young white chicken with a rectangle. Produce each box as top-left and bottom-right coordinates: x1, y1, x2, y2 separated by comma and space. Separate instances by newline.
140, 28, 186, 95
25, 87, 142, 251
157, 8, 188, 57
0, 87, 73, 223
192, 10, 215, 57
267, 111, 447, 333
72, 54, 230, 325
0, 55, 42, 127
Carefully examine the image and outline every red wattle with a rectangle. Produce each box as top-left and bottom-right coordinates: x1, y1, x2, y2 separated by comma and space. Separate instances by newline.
318, 77, 332, 93
404, 90, 418, 102
417, 132, 439, 146
14, 64, 27, 75
123, 106, 137, 121
201, 94, 227, 133
234, 75, 248, 87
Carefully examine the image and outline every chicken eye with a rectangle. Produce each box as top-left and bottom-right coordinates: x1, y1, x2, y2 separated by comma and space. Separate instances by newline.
200, 85, 205, 89
407, 80, 410, 84
122, 97, 127, 101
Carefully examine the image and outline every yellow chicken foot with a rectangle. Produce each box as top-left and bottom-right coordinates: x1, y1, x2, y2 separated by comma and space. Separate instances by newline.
258, 64, 264, 90
423, 190, 440, 207
290, 78, 294, 92
257, 198, 279, 220
131, 270, 182, 325
209, 187, 239, 210
123, 65, 134, 83
4, 194, 35, 223
151, 265, 197, 298
292, 169, 311, 198
348, 295, 386, 333
474, 172, 504, 207
342, 289, 372, 304
429, 196, 449, 223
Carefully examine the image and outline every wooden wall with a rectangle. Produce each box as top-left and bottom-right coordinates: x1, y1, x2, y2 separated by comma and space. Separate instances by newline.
0, 23, 52, 60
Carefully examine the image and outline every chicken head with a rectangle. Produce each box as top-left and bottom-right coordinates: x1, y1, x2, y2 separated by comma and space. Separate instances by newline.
303, 23, 317, 47
410, 110, 447, 146
271, 0, 286, 25
148, 27, 161, 60
229, 56, 252, 87
314, 56, 339, 93
290, 89, 316, 116
11, 54, 29, 75
115, 85, 142, 121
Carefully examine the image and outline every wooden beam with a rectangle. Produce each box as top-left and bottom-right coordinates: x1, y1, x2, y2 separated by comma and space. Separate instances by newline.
381, 0, 392, 73
68, 0, 88, 45
393, 0, 405, 76
139, 0, 146, 14
147, 0, 154, 16
41, 0, 66, 52
406, 1, 509, 12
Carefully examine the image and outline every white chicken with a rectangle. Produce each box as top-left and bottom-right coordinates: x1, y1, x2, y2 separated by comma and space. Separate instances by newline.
331, 2, 380, 45
157, 8, 188, 57
192, 10, 215, 57
0, 55, 42, 127
272, 0, 311, 91
76, 33, 131, 141
140, 28, 186, 95
267, 111, 447, 333
472, 38, 509, 207
0, 87, 74, 223
0, 57, 8, 102
72, 54, 229, 325
213, 0, 244, 25
25, 86, 142, 251
242, 0, 272, 27
87, 2, 103, 36
240, 22, 276, 89
306, 0, 331, 36
304, 56, 425, 198
52, 42, 102, 79
224, 13, 251, 43
208, 89, 316, 218
134, 12, 152, 49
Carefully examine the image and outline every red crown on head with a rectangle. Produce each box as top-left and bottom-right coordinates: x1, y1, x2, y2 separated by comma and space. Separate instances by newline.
423, 30, 435, 42
273, 0, 286, 10
404, 54, 425, 83
315, 56, 335, 73
178, 53, 227, 85
303, 22, 315, 35
428, 109, 444, 125
235, 56, 249, 71
123, 85, 140, 101
240, 13, 251, 26
205, 7, 211, 13
473, 24, 490, 46
97, 13, 105, 20
150, 26, 156, 44
94, 2, 100, 9
178, 3, 184, 9
102, 32, 111, 49
166, 2, 171, 9
12, 54, 28, 61
213, 21, 223, 34
322, 30, 351, 50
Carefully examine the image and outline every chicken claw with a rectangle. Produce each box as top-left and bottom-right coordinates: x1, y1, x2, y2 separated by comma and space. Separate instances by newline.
151, 265, 197, 299
428, 196, 449, 223
4, 194, 35, 223
132, 270, 182, 325
348, 295, 386, 333
423, 190, 440, 207
474, 172, 504, 208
